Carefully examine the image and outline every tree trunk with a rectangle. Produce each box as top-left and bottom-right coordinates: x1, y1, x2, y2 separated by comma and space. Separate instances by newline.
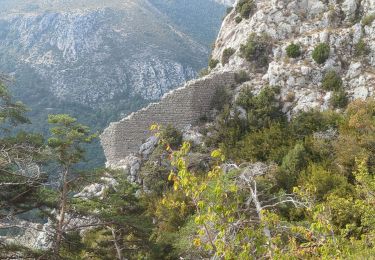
111, 227, 124, 260
249, 181, 273, 257
54, 168, 69, 257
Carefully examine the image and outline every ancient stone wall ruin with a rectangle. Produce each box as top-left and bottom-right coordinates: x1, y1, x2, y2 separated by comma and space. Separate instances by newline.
100, 72, 236, 166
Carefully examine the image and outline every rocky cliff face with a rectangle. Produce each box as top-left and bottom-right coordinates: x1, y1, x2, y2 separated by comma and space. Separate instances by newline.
0, 0, 212, 104
101, 0, 375, 169
212, 0, 375, 115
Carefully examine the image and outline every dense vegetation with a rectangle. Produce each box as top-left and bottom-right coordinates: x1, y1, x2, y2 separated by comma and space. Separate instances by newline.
1, 73, 374, 259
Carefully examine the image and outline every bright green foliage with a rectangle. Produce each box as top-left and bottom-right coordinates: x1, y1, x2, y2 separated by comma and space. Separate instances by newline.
312, 43, 330, 64
330, 89, 348, 108
286, 43, 301, 58
221, 48, 235, 65
322, 70, 343, 91
362, 13, 375, 26
208, 58, 219, 69
240, 33, 272, 67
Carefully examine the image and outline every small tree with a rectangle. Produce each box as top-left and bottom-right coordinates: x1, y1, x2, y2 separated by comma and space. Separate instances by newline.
47, 114, 96, 256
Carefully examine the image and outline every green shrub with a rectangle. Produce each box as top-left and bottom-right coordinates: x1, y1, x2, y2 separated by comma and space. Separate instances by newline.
312, 43, 330, 64
354, 38, 370, 57
221, 48, 236, 65
236, 123, 290, 163
234, 70, 250, 84
322, 70, 343, 91
362, 13, 375, 26
236, 0, 255, 19
330, 89, 348, 108
235, 16, 243, 24
208, 59, 219, 69
286, 43, 301, 58
240, 33, 272, 67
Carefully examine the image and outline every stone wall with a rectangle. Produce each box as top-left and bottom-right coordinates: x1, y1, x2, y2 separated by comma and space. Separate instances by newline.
100, 72, 236, 166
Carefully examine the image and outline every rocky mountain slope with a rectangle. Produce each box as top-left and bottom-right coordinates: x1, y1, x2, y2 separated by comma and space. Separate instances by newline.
211, 0, 375, 114
101, 0, 375, 170
0, 0, 226, 130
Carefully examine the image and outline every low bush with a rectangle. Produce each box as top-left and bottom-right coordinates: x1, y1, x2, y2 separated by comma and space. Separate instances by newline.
221, 48, 236, 65
286, 43, 301, 58
235, 16, 243, 24
312, 43, 330, 64
322, 70, 343, 91
240, 33, 272, 67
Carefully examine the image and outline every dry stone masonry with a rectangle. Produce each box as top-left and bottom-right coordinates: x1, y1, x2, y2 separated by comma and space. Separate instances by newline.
100, 72, 236, 166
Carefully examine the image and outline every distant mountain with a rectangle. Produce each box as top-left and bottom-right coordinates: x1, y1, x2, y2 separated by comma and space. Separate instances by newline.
0, 0, 226, 166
